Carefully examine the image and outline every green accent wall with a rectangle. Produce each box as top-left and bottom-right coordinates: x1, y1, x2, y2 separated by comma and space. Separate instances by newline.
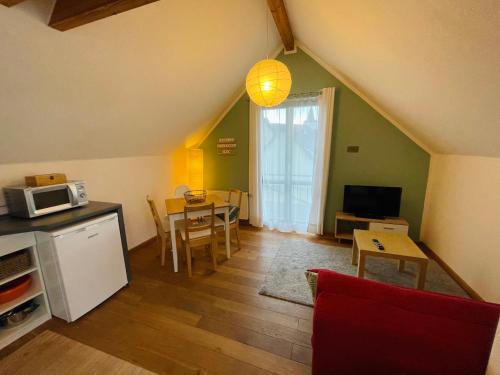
201, 48, 430, 239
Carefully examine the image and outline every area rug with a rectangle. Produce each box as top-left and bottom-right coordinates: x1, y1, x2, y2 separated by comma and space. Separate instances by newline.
0, 330, 156, 375
259, 239, 469, 306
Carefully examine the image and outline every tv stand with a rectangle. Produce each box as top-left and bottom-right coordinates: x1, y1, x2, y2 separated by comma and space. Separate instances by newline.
334, 211, 409, 242
354, 213, 384, 220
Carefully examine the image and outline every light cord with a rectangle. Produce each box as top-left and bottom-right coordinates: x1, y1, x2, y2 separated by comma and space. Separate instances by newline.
266, 1, 269, 59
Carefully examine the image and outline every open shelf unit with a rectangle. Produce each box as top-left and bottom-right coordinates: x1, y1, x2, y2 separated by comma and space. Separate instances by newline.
334, 211, 409, 242
0, 233, 51, 349
0, 294, 49, 347
0, 271, 45, 315
0, 266, 38, 287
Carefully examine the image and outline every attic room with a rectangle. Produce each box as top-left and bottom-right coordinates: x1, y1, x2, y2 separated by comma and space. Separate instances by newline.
0, 0, 499, 374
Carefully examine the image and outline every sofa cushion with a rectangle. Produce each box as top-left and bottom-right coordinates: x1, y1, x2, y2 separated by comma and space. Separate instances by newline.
311, 269, 499, 375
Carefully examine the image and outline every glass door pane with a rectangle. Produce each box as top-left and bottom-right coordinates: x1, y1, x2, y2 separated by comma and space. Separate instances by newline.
261, 98, 319, 232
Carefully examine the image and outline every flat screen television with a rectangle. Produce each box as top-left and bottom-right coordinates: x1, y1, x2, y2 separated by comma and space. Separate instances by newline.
343, 185, 402, 218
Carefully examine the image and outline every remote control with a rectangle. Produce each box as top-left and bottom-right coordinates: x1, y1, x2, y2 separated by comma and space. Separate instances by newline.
372, 239, 385, 251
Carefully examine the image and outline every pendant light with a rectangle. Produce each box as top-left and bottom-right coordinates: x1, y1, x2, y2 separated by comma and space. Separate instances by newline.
246, 3, 292, 107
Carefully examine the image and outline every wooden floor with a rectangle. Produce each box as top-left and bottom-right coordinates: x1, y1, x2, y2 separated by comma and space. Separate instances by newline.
1, 227, 345, 374
0, 331, 156, 375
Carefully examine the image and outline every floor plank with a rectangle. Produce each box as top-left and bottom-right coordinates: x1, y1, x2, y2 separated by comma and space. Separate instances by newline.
298, 318, 313, 334
0, 331, 159, 375
291, 344, 313, 366
217, 264, 266, 281
196, 316, 293, 359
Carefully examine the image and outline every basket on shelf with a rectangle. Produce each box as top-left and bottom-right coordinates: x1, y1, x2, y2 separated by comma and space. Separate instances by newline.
184, 190, 207, 204
0, 249, 32, 281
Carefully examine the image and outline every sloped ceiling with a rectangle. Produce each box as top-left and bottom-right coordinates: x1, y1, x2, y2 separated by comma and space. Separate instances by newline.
0, 0, 279, 164
1, 0, 499, 164
287, 0, 500, 157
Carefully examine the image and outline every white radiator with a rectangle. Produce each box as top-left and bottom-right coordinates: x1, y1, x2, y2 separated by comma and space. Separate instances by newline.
207, 190, 249, 220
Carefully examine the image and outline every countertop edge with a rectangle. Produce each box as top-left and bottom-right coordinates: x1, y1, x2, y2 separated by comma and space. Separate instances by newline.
0, 201, 123, 236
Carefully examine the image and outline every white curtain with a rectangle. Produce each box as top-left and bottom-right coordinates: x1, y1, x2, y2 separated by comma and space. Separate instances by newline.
260, 96, 320, 233
249, 101, 263, 227
307, 87, 335, 234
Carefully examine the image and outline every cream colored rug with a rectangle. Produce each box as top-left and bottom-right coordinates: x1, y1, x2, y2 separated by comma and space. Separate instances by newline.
0, 330, 157, 375
260, 239, 469, 306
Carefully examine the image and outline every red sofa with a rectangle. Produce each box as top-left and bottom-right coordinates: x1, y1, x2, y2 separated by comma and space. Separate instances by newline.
310, 269, 499, 375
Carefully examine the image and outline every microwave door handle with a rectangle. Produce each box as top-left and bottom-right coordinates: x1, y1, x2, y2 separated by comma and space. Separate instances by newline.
68, 183, 78, 204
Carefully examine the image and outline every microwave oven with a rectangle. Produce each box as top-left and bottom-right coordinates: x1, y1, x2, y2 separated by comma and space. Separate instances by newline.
3, 181, 89, 218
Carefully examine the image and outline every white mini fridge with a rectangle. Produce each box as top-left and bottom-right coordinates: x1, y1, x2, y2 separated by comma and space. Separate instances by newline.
37, 213, 128, 322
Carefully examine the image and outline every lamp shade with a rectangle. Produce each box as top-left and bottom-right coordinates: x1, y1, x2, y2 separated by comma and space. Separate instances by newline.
187, 148, 203, 190
245, 59, 292, 107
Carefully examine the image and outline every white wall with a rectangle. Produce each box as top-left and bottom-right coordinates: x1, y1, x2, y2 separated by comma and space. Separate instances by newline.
421, 154, 500, 374
0, 0, 280, 164
421, 154, 500, 302
0, 155, 173, 249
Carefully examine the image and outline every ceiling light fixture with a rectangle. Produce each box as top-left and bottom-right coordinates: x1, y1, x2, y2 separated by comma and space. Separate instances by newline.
245, 3, 292, 107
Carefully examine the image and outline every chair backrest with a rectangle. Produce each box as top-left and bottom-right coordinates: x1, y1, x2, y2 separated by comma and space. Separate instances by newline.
146, 195, 165, 240
174, 185, 191, 198
228, 189, 242, 207
228, 189, 242, 222
183, 203, 215, 243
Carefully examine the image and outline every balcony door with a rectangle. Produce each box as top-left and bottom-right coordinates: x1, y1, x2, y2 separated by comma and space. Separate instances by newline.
260, 97, 319, 232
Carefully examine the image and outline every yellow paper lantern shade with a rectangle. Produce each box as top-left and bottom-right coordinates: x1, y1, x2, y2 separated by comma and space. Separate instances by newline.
246, 59, 292, 107
187, 148, 203, 190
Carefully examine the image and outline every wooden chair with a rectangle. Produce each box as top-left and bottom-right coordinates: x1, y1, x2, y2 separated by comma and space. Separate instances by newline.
180, 203, 218, 277
146, 195, 169, 266
214, 189, 243, 249
146, 195, 182, 266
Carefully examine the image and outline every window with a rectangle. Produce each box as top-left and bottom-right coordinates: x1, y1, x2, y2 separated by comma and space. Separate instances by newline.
260, 97, 319, 232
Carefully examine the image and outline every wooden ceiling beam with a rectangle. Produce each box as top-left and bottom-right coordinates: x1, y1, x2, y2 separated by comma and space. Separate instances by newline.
267, 0, 295, 52
0, 0, 27, 6
49, 0, 159, 31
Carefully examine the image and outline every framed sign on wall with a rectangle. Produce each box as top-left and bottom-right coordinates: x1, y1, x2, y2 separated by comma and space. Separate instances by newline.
217, 137, 237, 155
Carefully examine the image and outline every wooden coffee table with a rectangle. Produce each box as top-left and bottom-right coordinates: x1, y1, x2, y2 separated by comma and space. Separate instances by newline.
352, 229, 429, 289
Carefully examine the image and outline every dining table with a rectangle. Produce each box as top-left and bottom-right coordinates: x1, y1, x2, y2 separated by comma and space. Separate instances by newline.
165, 194, 231, 272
